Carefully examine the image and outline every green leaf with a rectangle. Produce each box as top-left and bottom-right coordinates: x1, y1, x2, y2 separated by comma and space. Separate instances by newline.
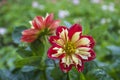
15, 56, 41, 68
51, 67, 67, 80
83, 61, 98, 74
86, 69, 113, 80
89, 25, 107, 41
107, 45, 120, 55
21, 66, 38, 72
12, 26, 27, 44
17, 47, 33, 58
30, 39, 45, 56
69, 67, 86, 80
69, 68, 79, 80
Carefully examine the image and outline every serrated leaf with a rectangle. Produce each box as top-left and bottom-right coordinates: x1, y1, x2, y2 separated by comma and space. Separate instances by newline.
12, 26, 27, 44
15, 56, 41, 68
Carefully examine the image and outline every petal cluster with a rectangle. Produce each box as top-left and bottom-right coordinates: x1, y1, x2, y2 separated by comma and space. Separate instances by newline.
48, 24, 96, 72
21, 13, 60, 43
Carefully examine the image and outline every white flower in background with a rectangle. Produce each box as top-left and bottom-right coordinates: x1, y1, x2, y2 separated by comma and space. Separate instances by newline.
32, 1, 39, 8
32, 1, 45, 10
100, 18, 106, 24
58, 10, 70, 18
101, 5, 108, 11
101, 3, 115, 12
72, 0, 80, 5
90, 0, 101, 4
100, 18, 111, 24
108, 3, 115, 12
0, 28, 7, 35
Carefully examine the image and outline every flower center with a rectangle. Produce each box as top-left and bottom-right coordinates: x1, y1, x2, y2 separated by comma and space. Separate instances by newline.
64, 41, 76, 55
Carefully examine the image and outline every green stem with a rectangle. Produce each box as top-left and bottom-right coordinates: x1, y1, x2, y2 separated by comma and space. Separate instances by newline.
79, 72, 86, 80
67, 72, 70, 80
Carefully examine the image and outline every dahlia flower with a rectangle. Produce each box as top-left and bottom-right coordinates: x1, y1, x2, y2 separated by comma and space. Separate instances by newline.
48, 24, 96, 72
21, 13, 60, 43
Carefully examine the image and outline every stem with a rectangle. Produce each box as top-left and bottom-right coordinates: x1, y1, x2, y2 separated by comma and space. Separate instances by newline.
67, 72, 70, 80
79, 72, 86, 80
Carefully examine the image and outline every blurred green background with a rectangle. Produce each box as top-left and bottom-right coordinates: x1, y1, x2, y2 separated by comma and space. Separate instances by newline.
0, 0, 120, 80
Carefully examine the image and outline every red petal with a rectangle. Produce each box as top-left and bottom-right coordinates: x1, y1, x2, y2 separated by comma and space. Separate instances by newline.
56, 26, 68, 37
47, 45, 65, 59
20, 35, 37, 43
49, 20, 60, 29
68, 24, 82, 40
22, 29, 39, 36
45, 13, 54, 26
59, 59, 73, 72
32, 16, 44, 29
80, 36, 95, 48
49, 36, 59, 45
87, 49, 96, 61
73, 54, 84, 72
75, 63, 84, 72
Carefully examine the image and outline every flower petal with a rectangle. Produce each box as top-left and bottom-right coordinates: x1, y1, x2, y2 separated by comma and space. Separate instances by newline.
87, 49, 96, 61
76, 63, 84, 72
75, 37, 90, 47
45, 13, 54, 25
75, 47, 96, 61
47, 45, 65, 59
73, 54, 84, 72
49, 36, 59, 44
32, 16, 44, 29
71, 54, 82, 66
61, 55, 73, 66
20, 35, 37, 43
22, 29, 39, 35
71, 32, 81, 43
81, 36, 95, 48
56, 26, 68, 37
49, 20, 60, 30
56, 26, 69, 42
59, 59, 73, 72
68, 24, 82, 40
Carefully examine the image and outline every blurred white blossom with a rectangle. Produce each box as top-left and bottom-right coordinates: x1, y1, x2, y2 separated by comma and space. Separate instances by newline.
58, 10, 70, 18
100, 18, 111, 24
101, 5, 108, 11
108, 3, 115, 12
0, 28, 7, 35
32, 1, 45, 10
90, 0, 101, 4
100, 18, 106, 24
72, 0, 80, 5
32, 1, 39, 8
101, 3, 115, 12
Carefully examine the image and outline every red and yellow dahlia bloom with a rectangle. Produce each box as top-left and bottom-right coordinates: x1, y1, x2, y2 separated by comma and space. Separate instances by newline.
48, 24, 96, 72
21, 13, 60, 43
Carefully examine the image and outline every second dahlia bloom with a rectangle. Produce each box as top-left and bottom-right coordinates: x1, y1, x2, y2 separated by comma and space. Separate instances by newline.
48, 24, 96, 72
21, 13, 60, 43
